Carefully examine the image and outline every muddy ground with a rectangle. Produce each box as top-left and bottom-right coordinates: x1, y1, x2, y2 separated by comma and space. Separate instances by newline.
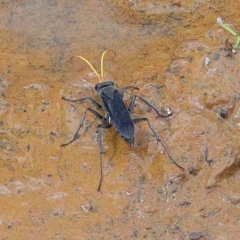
0, 0, 240, 239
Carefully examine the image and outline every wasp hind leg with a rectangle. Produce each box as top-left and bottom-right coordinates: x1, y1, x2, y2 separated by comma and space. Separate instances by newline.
133, 117, 184, 171
96, 122, 112, 192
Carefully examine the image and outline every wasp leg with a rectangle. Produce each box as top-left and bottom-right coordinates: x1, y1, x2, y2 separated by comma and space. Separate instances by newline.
128, 95, 171, 117
96, 122, 112, 192
61, 108, 105, 147
62, 96, 102, 109
118, 86, 139, 98
133, 118, 184, 171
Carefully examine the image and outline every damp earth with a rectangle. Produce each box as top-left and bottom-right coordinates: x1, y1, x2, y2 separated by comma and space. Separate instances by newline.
0, 1, 240, 239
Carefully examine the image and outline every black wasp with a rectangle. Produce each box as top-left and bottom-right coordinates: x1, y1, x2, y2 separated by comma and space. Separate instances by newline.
61, 50, 184, 191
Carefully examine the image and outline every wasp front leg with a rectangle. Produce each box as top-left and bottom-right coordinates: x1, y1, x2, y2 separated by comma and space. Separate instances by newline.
118, 86, 139, 98
62, 96, 102, 109
128, 95, 171, 117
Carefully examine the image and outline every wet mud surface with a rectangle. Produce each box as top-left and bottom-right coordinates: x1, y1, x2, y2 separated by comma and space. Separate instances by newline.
0, 0, 240, 239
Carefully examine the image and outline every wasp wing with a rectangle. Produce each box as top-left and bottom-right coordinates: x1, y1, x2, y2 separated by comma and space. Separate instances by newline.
101, 88, 134, 141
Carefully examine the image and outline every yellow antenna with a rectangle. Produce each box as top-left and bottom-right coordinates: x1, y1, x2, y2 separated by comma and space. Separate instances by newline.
100, 49, 115, 80
70, 55, 101, 82
70, 50, 116, 83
